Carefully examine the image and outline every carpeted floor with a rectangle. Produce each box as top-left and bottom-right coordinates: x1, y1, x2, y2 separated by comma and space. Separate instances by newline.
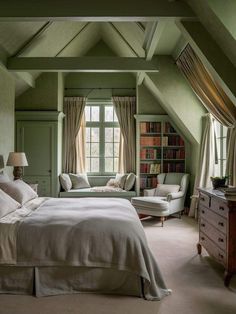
0, 216, 236, 314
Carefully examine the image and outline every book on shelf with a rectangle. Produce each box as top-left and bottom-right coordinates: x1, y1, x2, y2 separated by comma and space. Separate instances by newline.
140, 136, 161, 146
163, 148, 185, 159
140, 148, 161, 160
163, 162, 185, 173
140, 122, 161, 133
162, 135, 185, 146
140, 163, 161, 174
140, 176, 158, 189
163, 122, 176, 133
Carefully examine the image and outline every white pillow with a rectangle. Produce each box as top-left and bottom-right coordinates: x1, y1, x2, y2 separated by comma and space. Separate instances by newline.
155, 184, 180, 197
0, 171, 10, 183
115, 173, 128, 189
0, 180, 38, 205
69, 173, 91, 189
106, 178, 121, 188
0, 189, 21, 218
124, 173, 136, 191
59, 173, 72, 191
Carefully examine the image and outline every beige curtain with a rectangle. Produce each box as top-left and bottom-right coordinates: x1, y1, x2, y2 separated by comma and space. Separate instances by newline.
189, 114, 216, 217
63, 97, 86, 173
177, 44, 236, 185
113, 96, 136, 173
76, 113, 86, 173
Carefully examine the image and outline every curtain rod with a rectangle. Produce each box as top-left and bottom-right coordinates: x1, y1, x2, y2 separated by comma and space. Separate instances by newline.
65, 87, 136, 90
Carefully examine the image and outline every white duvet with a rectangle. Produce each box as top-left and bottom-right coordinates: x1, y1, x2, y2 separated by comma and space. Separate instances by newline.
0, 197, 170, 300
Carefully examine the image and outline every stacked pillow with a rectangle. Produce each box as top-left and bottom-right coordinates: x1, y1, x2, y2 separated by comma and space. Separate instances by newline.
0, 189, 21, 219
107, 173, 136, 191
0, 180, 38, 205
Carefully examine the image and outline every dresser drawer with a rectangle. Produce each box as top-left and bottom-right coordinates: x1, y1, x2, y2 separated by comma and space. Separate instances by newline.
199, 231, 226, 266
200, 218, 227, 251
211, 198, 229, 218
199, 193, 210, 208
199, 205, 227, 234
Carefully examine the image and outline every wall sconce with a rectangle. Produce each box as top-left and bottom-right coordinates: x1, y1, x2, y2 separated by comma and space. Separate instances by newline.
7, 152, 28, 180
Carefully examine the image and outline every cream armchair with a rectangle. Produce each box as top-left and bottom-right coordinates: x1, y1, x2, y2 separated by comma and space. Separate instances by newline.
131, 173, 189, 226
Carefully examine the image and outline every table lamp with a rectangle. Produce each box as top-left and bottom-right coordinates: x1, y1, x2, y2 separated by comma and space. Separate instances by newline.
7, 152, 28, 180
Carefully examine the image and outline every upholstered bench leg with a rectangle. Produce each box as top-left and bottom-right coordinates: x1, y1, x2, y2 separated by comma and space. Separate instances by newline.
160, 217, 165, 227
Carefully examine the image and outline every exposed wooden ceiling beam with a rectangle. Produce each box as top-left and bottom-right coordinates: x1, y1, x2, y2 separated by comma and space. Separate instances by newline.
143, 21, 166, 60
0, 0, 195, 21
7, 57, 159, 72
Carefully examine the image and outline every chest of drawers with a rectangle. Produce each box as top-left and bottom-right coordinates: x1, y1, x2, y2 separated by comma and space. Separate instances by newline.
198, 188, 236, 286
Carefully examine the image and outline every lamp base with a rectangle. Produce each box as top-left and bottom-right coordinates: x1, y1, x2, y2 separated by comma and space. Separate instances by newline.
13, 166, 23, 180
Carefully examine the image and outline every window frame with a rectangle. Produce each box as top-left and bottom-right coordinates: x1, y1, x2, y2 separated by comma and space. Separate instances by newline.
85, 100, 120, 176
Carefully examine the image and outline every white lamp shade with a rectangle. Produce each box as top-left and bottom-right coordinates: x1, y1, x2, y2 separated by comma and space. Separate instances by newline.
7, 152, 28, 167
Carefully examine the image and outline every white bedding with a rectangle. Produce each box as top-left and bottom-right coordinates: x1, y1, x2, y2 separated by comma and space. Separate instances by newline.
0, 197, 170, 300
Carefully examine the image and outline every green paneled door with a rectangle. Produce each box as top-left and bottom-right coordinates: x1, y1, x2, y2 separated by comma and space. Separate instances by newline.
16, 121, 57, 197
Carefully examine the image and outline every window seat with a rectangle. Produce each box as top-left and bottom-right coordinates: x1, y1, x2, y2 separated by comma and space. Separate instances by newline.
59, 175, 137, 200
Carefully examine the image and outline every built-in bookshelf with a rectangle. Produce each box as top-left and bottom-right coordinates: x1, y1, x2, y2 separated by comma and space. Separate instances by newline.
135, 115, 187, 194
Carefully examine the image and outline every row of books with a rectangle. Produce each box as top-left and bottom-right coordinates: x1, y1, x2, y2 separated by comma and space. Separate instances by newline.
163, 122, 176, 134
140, 176, 158, 189
140, 122, 161, 134
162, 135, 185, 146
140, 163, 161, 174
163, 148, 185, 159
140, 148, 161, 160
163, 162, 185, 173
140, 136, 161, 146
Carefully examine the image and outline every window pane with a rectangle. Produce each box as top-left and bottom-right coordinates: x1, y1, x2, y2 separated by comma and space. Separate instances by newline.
85, 106, 90, 122
216, 139, 221, 158
105, 106, 113, 121
105, 128, 113, 142
222, 138, 227, 159
114, 158, 119, 172
214, 121, 221, 138
114, 128, 120, 142
91, 106, 99, 121
214, 161, 221, 177
114, 143, 119, 157
91, 128, 99, 142
91, 158, 99, 172
86, 128, 90, 142
105, 158, 113, 172
223, 126, 227, 137
86, 158, 91, 172
86, 143, 90, 156
223, 160, 227, 177
91, 143, 99, 156
105, 143, 113, 157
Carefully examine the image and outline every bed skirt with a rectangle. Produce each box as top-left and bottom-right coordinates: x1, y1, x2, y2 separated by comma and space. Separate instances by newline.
0, 266, 142, 298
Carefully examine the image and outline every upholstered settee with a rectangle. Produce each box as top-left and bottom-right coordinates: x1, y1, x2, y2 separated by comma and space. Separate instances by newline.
59, 174, 137, 200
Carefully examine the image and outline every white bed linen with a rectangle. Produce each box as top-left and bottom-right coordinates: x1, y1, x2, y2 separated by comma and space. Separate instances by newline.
0, 197, 170, 300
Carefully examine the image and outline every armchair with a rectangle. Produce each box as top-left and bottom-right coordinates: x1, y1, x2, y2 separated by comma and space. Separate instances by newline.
131, 173, 189, 226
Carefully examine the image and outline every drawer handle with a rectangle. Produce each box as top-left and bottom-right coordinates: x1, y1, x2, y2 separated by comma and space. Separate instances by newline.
218, 253, 224, 259
201, 236, 205, 241
218, 238, 224, 243
201, 210, 205, 214
201, 223, 205, 227
219, 206, 225, 211
218, 222, 224, 227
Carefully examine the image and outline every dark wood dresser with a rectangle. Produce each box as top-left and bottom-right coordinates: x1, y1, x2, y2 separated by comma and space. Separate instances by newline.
198, 188, 236, 286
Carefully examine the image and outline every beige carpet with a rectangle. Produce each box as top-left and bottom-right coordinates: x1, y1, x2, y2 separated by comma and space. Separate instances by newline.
0, 216, 235, 314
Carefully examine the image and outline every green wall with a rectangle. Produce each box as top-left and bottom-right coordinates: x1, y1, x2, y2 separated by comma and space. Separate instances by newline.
137, 84, 166, 115
65, 72, 136, 98
16, 73, 62, 110
0, 66, 15, 176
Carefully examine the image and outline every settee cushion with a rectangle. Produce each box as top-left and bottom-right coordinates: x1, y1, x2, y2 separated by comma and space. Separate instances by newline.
59, 174, 72, 191
132, 197, 169, 212
69, 173, 90, 189
155, 184, 180, 197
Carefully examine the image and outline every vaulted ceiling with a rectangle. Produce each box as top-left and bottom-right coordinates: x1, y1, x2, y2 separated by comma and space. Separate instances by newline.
0, 0, 235, 105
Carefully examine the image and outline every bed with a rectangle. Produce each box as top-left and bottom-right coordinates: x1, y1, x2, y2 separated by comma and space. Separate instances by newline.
0, 184, 170, 300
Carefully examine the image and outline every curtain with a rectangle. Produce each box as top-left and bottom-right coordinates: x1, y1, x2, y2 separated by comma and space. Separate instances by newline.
113, 96, 136, 173
63, 97, 86, 173
76, 113, 86, 173
177, 44, 236, 186
189, 114, 216, 217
